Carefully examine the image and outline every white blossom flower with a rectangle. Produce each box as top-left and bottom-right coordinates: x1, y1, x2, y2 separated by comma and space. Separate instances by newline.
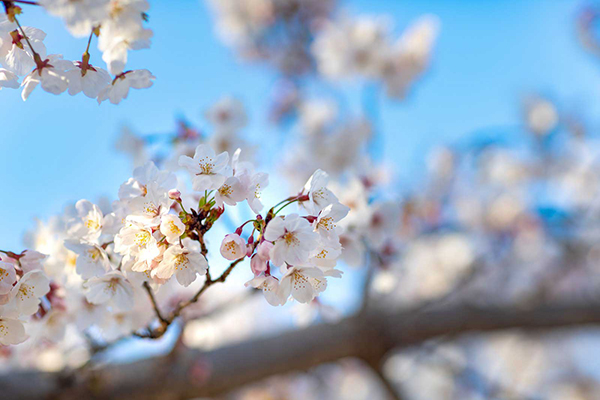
309, 239, 342, 269
114, 223, 159, 271
19, 250, 47, 273
302, 169, 339, 214
264, 214, 319, 267
152, 239, 207, 287
68, 199, 105, 242
245, 275, 281, 306
126, 182, 172, 226
98, 16, 152, 75
250, 241, 272, 275
382, 15, 440, 99
0, 261, 16, 295
314, 202, 350, 241
21, 55, 71, 101
159, 214, 185, 244
245, 172, 269, 214
64, 240, 111, 279
277, 266, 324, 304
84, 271, 134, 311
215, 176, 246, 208
0, 68, 18, 90
0, 318, 26, 345
10, 270, 51, 316
119, 160, 177, 200
65, 63, 111, 98
0, 24, 47, 75
97, 69, 155, 104
220, 233, 247, 260
312, 16, 389, 80
39, 0, 109, 37
178, 144, 230, 192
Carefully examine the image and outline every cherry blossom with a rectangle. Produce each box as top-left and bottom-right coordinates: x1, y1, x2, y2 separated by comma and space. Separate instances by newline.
220, 233, 247, 261
84, 271, 134, 311
64, 240, 111, 279
245, 172, 269, 214
152, 239, 208, 287
245, 275, 281, 306
250, 241, 272, 275
97, 69, 155, 104
126, 182, 172, 226
214, 176, 246, 208
39, 0, 109, 37
67, 199, 105, 242
313, 203, 350, 241
0, 318, 26, 345
179, 144, 230, 192
159, 214, 185, 245
277, 266, 325, 304
0, 24, 47, 76
264, 214, 319, 267
21, 55, 72, 100
0, 68, 18, 90
65, 62, 111, 98
0, 261, 16, 295
10, 270, 51, 316
302, 169, 339, 214
19, 250, 47, 273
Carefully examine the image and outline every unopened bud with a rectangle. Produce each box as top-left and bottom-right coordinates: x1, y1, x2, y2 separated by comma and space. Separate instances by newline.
168, 189, 181, 200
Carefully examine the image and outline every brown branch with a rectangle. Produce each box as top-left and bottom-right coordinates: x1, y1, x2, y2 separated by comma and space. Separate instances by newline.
169, 258, 244, 320
5, 301, 600, 399
133, 258, 246, 339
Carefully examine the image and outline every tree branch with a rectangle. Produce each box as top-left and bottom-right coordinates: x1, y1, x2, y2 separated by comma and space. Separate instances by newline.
4, 301, 600, 399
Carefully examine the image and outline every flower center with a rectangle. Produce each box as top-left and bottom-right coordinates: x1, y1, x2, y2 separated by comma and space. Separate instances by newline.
219, 184, 233, 197
197, 156, 215, 175
135, 231, 151, 246
143, 201, 159, 216
174, 254, 188, 269
317, 216, 335, 231
168, 221, 180, 234
85, 217, 100, 231
87, 248, 101, 261
283, 232, 299, 246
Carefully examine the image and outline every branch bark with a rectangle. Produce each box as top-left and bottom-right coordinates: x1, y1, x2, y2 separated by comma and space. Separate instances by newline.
4, 301, 600, 399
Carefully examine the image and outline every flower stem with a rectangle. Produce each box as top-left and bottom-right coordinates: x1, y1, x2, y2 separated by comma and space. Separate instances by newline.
13, 14, 41, 65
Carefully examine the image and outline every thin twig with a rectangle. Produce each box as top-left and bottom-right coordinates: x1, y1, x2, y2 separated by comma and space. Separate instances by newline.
143, 282, 168, 325
13, 14, 40, 61
170, 258, 245, 319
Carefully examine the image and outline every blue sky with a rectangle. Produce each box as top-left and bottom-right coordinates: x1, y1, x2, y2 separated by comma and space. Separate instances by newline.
1, 0, 599, 250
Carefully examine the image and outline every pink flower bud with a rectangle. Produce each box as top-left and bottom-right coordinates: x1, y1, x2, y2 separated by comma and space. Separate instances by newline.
220, 234, 246, 260
257, 241, 273, 260
168, 189, 181, 200
250, 254, 267, 275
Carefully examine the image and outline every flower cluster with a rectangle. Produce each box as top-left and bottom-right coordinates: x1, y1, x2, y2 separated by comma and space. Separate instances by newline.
207, 0, 335, 76
1, 137, 346, 354
234, 169, 349, 306
312, 14, 440, 99
0, 250, 50, 346
0, 0, 154, 103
